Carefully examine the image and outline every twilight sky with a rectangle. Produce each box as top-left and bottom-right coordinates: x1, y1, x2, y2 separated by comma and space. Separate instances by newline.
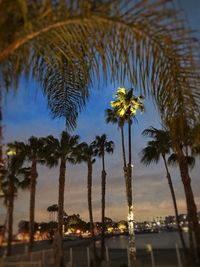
0, 0, 200, 233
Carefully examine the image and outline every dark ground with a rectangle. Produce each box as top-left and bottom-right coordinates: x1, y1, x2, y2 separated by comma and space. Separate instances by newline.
0, 239, 199, 267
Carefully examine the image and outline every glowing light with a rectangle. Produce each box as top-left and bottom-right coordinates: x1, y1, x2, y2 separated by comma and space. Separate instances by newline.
7, 149, 16, 156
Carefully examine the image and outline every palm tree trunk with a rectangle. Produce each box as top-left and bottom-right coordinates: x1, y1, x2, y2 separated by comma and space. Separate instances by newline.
7, 176, 14, 256
162, 155, 187, 255
127, 115, 136, 265
121, 126, 130, 206
101, 153, 106, 260
178, 152, 200, 261
87, 160, 96, 258
121, 126, 126, 167
188, 219, 196, 262
29, 159, 37, 251
58, 159, 66, 237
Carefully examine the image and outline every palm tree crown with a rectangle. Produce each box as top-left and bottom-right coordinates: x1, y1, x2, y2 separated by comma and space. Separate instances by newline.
44, 132, 79, 166
111, 88, 144, 118
74, 142, 96, 164
141, 127, 171, 165
92, 134, 114, 158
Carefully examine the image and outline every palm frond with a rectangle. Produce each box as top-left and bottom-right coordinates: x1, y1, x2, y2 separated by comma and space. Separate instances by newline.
92, 134, 114, 157
168, 152, 195, 169
167, 153, 178, 167
0, 0, 199, 131
186, 156, 195, 169
73, 142, 96, 163
36, 57, 89, 130
140, 145, 160, 166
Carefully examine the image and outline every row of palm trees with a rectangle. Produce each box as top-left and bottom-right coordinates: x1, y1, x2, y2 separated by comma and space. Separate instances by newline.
1, 87, 200, 265
1, 2, 200, 266
0, 132, 114, 261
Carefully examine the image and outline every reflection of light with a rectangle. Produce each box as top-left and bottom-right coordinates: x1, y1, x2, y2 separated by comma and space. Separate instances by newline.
146, 244, 152, 252
107, 227, 113, 233
182, 227, 189, 233
17, 233, 29, 241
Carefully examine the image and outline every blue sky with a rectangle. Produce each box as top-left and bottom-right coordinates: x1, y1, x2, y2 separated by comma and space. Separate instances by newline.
0, 0, 200, 233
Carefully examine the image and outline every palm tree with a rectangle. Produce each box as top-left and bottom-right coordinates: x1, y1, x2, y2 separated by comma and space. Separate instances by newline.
168, 152, 196, 261
111, 87, 144, 263
166, 117, 200, 259
47, 205, 53, 222
1, 147, 30, 256
44, 132, 79, 237
7, 138, 48, 251
140, 127, 187, 255
0, 0, 199, 133
92, 134, 114, 260
47, 204, 59, 222
23, 137, 46, 251
74, 142, 97, 258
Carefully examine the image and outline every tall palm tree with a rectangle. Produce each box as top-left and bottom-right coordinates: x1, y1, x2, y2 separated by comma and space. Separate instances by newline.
44, 132, 79, 236
168, 152, 196, 261
92, 134, 114, 260
167, 117, 200, 259
22, 137, 46, 251
8, 138, 48, 251
74, 142, 97, 258
111, 87, 144, 263
1, 147, 30, 256
140, 127, 187, 255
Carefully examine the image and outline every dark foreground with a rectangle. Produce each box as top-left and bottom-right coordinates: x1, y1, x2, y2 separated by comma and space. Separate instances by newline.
0, 239, 199, 267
